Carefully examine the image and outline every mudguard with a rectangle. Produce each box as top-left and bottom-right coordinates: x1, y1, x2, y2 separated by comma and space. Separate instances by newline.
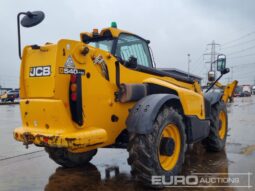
126, 94, 179, 134
204, 91, 223, 105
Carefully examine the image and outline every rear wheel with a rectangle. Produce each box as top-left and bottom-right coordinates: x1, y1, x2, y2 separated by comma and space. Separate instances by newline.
127, 106, 186, 185
45, 147, 97, 168
203, 101, 228, 151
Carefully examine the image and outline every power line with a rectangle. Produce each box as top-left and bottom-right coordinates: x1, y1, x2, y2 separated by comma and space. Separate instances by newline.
193, 54, 203, 64
222, 31, 255, 46
232, 76, 254, 81
230, 62, 255, 68
228, 53, 255, 60
232, 70, 255, 75
221, 38, 255, 50
226, 45, 255, 56
190, 54, 204, 73
196, 64, 207, 76
227, 63, 255, 82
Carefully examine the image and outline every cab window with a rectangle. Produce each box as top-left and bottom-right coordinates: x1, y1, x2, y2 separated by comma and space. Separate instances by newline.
89, 39, 114, 52
115, 34, 152, 67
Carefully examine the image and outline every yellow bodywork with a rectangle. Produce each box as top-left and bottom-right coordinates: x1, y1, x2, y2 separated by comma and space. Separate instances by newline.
13, 27, 235, 153
216, 80, 238, 103
0, 92, 7, 99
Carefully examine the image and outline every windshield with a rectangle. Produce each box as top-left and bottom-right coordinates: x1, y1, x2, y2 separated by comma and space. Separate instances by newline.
88, 39, 114, 52
115, 34, 152, 67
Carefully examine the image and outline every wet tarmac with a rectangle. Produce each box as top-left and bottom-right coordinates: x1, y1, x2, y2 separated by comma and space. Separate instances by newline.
0, 97, 254, 191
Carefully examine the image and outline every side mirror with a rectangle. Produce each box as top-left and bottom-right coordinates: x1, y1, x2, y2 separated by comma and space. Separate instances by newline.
205, 54, 230, 93
21, 11, 45, 28
216, 54, 226, 72
17, 11, 45, 59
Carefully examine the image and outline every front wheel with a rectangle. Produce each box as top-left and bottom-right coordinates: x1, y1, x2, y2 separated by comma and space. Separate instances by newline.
127, 106, 186, 186
45, 147, 97, 168
203, 101, 228, 152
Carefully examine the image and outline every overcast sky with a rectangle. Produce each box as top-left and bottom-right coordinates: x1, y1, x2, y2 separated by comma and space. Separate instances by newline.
0, 0, 255, 88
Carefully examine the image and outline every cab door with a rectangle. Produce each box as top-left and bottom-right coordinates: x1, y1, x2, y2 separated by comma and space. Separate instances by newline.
115, 34, 153, 68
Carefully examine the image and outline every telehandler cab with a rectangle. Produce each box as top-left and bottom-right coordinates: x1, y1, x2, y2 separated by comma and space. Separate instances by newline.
14, 11, 237, 185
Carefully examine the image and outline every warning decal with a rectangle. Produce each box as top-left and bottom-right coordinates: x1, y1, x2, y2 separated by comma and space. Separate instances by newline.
64, 55, 75, 68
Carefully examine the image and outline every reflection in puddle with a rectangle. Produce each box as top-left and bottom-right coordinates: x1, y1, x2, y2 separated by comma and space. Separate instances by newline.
44, 163, 140, 191
44, 144, 239, 191
241, 145, 255, 156
45, 164, 101, 191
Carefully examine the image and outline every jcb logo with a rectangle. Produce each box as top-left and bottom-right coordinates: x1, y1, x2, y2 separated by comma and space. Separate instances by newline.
30, 66, 51, 77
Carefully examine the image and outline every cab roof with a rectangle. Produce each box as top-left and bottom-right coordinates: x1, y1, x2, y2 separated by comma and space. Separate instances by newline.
80, 27, 132, 42
80, 27, 149, 44
101, 27, 133, 37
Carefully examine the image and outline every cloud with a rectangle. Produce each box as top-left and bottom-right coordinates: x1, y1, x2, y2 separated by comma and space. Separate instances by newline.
0, 0, 254, 87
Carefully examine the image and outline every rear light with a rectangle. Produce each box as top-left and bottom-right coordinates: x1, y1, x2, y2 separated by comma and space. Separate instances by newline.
43, 137, 49, 143
70, 74, 77, 83
70, 83, 77, 92
14, 133, 19, 139
71, 93, 77, 101
69, 74, 83, 126
70, 75, 78, 100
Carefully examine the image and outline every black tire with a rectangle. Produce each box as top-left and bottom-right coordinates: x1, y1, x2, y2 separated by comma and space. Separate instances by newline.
203, 101, 228, 152
45, 147, 97, 168
127, 106, 186, 186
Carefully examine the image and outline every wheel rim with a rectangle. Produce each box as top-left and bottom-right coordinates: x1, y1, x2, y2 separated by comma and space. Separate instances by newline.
218, 111, 227, 139
158, 124, 181, 171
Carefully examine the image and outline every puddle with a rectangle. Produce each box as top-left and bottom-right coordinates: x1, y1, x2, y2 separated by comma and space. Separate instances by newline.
1, 93, 255, 191
241, 145, 255, 156
43, 145, 254, 191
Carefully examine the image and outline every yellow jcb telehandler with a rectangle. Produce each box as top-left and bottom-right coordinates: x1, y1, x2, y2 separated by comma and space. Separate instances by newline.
14, 11, 237, 186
